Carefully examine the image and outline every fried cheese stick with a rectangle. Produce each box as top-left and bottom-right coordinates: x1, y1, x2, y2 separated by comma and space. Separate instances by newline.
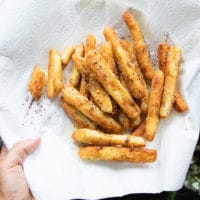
62, 85, 121, 133
47, 49, 63, 98
72, 128, 145, 148
85, 50, 140, 119
60, 97, 96, 129
79, 146, 157, 163
160, 46, 182, 118
158, 43, 188, 113
29, 66, 45, 100
144, 70, 164, 141
104, 27, 145, 99
123, 11, 154, 80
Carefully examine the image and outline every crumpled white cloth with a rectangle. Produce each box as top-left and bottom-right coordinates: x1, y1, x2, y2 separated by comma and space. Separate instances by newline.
0, 0, 200, 199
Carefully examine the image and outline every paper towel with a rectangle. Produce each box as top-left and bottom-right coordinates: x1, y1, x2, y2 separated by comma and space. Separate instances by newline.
0, 0, 200, 199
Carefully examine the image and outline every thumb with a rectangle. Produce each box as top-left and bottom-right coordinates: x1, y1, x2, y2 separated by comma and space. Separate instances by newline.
3, 137, 41, 168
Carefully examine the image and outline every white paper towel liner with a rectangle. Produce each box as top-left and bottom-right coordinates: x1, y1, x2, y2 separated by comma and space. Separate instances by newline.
0, 0, 199, 199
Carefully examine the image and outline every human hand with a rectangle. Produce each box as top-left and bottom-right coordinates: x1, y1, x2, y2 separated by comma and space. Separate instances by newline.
0, 137, 41, 200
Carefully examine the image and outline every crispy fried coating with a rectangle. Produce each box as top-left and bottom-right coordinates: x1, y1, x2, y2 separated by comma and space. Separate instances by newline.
73, 128, 145, 148
88, 74, 113, 113
173, 90, 188, 112
160, 46, 182, 118
61, 46, 75, 66
60, 97, 96, 129
123, 11, 154, 80
158, 43, 170, 73
47, 49, 63, 98
132, 122, 145, 137
144, 69, 164, 141
104, 27, 145, 99
80, 35, 96, 98
79, 146, 157, 163
120, 39, 149, 113
99, 41, 118, 77
85, 50, 140, 119
131, 115, 142, 129
29, 66, 45, 100
69, 44, 84, 87
158, 43, 188, 113
62, 85, 121, 133
85, 34, 96, 54
118, 111, 130, 131
120, 39, 138, 66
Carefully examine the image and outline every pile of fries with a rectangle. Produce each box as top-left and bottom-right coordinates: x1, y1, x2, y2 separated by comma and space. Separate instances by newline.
29, 11, 188, 163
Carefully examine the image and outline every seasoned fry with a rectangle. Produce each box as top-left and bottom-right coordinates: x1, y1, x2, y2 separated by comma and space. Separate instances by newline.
47, 49, 63, 98
79, 35, 96, 98
160, 46, 182, 118
104, 27, 145, 99
132, 122, 145, 137
120, 39, 149, 113
131, 115, 142, 129
60, 97, 96, 129
69, 44, 84, 87
120, 39, 138, 66
118, 111, 130, 131
71, 53, 89, 97
75, 43, 84, 57
79, 146, 157, 163
29, 66, 45, 100
85, 34, 96, 54
173, 91, 188, 112
84, 35, 113, 113
99, 41, 118, 77
69, 66, 81, 88
88, 74, 113, 113
158, 43, 170, 73
85, 50, 140, 119
73, 128, 145, 148
62, 85, 122, 133
158, 43, 188, 113
144, 70, 164, 141
80, 73, 89, 97
61, 46, 75, 66
123, 11, 154, 80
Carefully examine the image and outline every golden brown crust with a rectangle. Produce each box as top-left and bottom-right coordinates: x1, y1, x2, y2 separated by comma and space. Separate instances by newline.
131, 115, 142, 129
47, 49, 63, 98
85, 50, 140, 119
132, 122, 145, 137
62, 85, 122, 133
122, 11, 154, 80
79, 146, 157, 163
158, 43, 170, 73
73, 128, 145, 148
85, 34, 96, 54
120, 39, 149, 113
61, 46, 75, 66
99, 41, 118, 77
80, 73, 90, 97
158, 43, 188, 113
88, 74, 113, 113
60, 98, 96, 129
118, 111, 130, 131
173, 90, 188, 112
120, 39, 138, 66
29, 66, 45, 100
69, 44, 84, 87
160, 46, 182, 118
144, 70, 164, 141
103, 27, 146, 99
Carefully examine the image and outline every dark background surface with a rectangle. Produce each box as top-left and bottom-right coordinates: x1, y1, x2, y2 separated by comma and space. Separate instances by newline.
0, 136, 199, 200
